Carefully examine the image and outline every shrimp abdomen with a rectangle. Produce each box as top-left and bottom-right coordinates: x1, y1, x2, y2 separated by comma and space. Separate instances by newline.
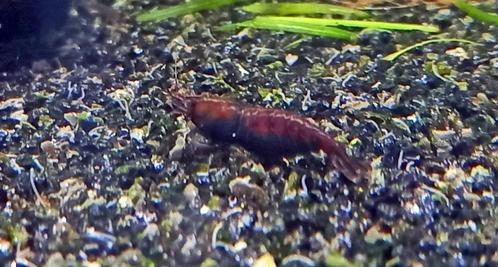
180, 94, 370, 182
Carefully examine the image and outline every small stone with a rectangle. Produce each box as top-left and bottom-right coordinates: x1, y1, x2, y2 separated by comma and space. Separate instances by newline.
56, 125, 75, 143
141, 223, 160, 241
436, 8, 451, 17
0, 238, 13, 263
40, 140, 57, 156
14, 258, 37, 267
461, 128, 473, 139
200, 205, 210, 215
82, 260, 101, 267
285, 54, 299, 66
168, 211, 183, 229
253, 253, 276, 267
481, 32, 496, 43
118, 196, 133, 210
168, 134, 186, 160
490, 135, 498, 148
445, 47, 468, 58
183, 183, 198, 203
229, 176, 270, 207
431, 128, 456, 140
180, 234, 197, 256
325, 252, 354, 267
194, 163, 210, 184
150, 154, 164, 173
130, 127, 146, 143
233, 240, 247, 252
64, 112, 84, 128
491, 58, 498, 69
281, 254, 316, 267
282, 171, 299, 201
130, 45, 144, 58
0, 98, 24, 111
200, 258, 218, 267
43, 252, 65, 267
470, 165, 492, 180
365, 224, 392, 244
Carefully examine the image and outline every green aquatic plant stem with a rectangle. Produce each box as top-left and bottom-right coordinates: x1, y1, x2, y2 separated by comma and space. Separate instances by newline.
221, 17, 357, 40
137, 0, 250, 22
383, 38, 479, 61
241, 2, 369, 18
240, 16, 439, 33
454, 0, 498, 25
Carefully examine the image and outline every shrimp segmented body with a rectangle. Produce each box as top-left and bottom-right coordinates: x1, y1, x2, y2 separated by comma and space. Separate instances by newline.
169, 92, 370, 183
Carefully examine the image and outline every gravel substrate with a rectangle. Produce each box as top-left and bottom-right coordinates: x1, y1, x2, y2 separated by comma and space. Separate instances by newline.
0, 1, 497, 266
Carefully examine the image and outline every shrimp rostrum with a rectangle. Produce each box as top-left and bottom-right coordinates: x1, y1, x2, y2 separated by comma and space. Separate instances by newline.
168, 91, 370, 183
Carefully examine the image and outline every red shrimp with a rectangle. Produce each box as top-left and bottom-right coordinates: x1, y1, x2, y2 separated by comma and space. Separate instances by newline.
169, 91, 370, 183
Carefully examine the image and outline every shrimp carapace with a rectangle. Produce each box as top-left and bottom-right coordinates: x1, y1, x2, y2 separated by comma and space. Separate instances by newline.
168, 92, 370, 183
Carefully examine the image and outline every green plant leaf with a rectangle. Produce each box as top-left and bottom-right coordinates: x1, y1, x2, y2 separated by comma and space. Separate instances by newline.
454, 0, 498, 25
246, 16, 439, 32
241, 2, 368, 18
383, 38, 479, 61
220, 17, 357, 40
136, 0, 250, 22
